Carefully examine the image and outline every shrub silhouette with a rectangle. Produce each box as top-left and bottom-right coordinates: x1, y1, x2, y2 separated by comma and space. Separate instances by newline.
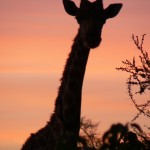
100, 123, 146, 150
77, 118, 150, 150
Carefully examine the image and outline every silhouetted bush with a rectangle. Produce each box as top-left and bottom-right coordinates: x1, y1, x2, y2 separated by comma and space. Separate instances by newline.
79, 118, 150, 150
100, 123, 146, 150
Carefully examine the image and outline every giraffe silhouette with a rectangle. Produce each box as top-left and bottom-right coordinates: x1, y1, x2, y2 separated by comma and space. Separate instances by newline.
21, 0, 122, 149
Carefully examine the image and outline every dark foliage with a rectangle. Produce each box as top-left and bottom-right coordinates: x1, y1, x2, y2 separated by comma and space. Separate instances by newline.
100, 123, 146, 150
78, 118, 150, 150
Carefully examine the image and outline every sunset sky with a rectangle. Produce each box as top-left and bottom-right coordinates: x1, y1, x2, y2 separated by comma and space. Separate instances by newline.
0, 0, 150, 149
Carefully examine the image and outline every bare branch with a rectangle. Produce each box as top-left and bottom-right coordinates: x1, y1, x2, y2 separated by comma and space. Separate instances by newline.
116, 34, 150, 122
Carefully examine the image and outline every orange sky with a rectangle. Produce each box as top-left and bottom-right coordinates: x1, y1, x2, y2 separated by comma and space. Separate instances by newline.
0, 0, 150, 149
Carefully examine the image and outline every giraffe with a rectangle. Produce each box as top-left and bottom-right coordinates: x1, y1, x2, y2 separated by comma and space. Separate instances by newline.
21, 0, 122, 149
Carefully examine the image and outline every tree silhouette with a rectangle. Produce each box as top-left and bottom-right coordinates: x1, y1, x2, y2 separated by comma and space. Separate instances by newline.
116, 34, 150, 121
115, 34, 150, 149
78, 117, 101, 150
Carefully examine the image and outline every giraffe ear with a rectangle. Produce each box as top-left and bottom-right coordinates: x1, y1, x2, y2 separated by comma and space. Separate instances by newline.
104, 3, 123, 19
63, 0, 79, 16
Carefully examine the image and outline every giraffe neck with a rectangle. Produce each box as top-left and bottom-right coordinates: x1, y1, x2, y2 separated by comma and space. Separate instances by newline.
54, 30, 90, 135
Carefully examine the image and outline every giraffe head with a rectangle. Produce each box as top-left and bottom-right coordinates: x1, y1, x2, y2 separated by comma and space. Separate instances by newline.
63, 0, 122, 48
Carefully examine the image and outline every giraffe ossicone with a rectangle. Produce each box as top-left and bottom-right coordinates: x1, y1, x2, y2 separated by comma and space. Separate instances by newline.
21, 0, 122, 149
